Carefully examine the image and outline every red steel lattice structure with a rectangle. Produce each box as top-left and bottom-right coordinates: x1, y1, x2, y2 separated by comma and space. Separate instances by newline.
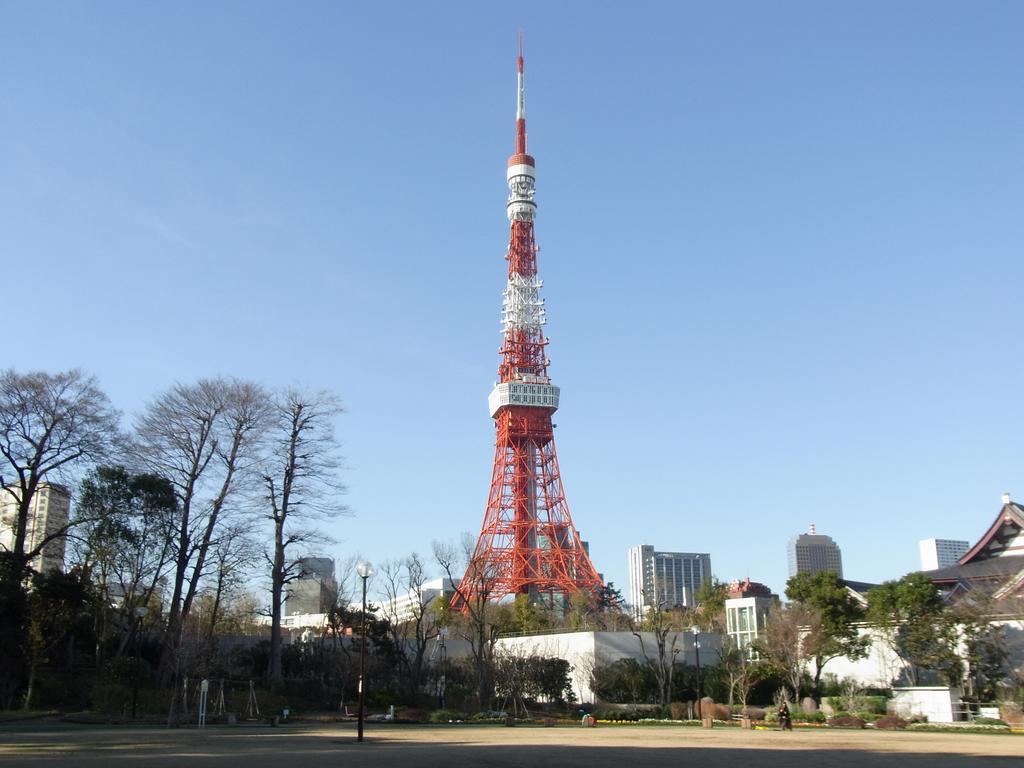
454, 45, 604, 612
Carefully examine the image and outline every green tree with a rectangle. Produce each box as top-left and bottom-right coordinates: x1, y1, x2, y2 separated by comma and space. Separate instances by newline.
785, 572, 869, 695
72, 466, 178, 664
511, 593, 554, 634
951, 592, 1011, 701
591, 657, 657, 704
866, 573, 961, 686
22, 569, 96, 709
695, 578, 729, 631
494, 652, 574, 711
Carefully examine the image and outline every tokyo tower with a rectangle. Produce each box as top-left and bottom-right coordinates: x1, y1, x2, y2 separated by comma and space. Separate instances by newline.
454, 44, 604, 612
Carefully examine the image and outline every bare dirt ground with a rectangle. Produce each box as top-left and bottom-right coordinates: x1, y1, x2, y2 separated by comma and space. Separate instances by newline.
0, 721, 1020, 768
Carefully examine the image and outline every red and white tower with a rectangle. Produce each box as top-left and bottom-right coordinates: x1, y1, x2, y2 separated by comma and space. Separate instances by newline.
455, 45, 604, 611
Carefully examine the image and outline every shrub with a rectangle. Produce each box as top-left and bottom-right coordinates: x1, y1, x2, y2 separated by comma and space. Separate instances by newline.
873, 715, 908, 729
909, 722, 1009, 732
398, 708, 429, 722
471, 710, 509, 721
973, 717, 1008, 726
428, 709, 467, 723
792, 711, 826, 723
705, 703, 731, 720
669, 702, 688, 720
828, 715, 866, 729
740, 707, 766, 720
862, 695, 888, 715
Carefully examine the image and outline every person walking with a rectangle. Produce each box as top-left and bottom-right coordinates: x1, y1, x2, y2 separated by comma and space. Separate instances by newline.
777, 700, 793, 731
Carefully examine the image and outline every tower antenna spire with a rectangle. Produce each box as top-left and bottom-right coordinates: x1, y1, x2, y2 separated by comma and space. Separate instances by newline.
516, 32, 527, 155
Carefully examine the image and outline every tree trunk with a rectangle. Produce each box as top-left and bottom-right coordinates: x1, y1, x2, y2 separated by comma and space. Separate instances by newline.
267, 519, 286, 687
22, 663, 36, 711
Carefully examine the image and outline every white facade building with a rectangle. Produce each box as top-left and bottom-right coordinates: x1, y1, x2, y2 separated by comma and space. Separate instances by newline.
628, 545, 711, 620
918, 538, 969, 571
724, 596, 774, 658
380, 577, 458, 624
0, 482, 71, 573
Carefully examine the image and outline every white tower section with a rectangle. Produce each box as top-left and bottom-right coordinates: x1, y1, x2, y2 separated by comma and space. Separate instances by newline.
502, 274, 545, 334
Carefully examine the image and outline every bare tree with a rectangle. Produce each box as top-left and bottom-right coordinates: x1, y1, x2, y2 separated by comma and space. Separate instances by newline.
379, 552, 441, 697
201, 522, 260, 647
134, 378, 270, 684
716, 636, 765, 708
755, 603, 817, 703
261, 388, 346, 687
631, 599, 690, 705
434, 535, 511, 709
0, 369, 121, 568
0, 368, 120, 708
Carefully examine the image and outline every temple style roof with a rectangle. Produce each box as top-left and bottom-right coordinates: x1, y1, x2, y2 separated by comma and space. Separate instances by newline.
958, 500, 1024, 564
922, 497, 1024, 599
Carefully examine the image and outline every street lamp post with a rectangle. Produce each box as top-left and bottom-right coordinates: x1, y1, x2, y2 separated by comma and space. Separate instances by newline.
356, 561, 374, 743
691, 625, 702, 720
438, 627, 448, 709
131, 606, 149, 719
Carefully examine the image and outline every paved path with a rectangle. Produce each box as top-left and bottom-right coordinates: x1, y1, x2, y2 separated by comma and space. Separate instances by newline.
0, 722, 1020, 767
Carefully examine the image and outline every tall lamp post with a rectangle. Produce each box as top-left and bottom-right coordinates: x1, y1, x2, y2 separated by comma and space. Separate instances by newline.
356, 561, 374, 743
691, 625, 702, 720
438, 627, 449, 709
131, 606, 149, 719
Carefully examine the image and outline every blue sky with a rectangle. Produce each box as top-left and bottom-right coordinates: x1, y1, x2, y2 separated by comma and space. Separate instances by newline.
2, 2, 1022, 600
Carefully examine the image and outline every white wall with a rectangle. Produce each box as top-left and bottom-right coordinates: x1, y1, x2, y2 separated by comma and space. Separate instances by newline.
494, 630, 723, 704
816, 625, 907, 688
892, 687, 962, 723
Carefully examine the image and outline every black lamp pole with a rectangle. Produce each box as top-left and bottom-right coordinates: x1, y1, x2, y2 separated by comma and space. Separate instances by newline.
356, 562, 373, 742
439, 628, 448, 709
692, 626, 702, 719
131, 606, 148, 719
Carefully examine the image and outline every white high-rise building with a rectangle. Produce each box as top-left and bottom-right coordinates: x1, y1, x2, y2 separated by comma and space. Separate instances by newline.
627, 545, 711, 620
787, 524, 843, 578
919, 538, 969, 571
0, 482, 71, 573
379, 577, 460, 624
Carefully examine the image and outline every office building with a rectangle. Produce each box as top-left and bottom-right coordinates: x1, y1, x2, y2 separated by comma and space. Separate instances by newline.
628, 545, 711, 619
787, 524, 843, 578
0, 482, 71, 573
284, 557, 337, 616
380, 577, 460, 624
919, 538, 969, 571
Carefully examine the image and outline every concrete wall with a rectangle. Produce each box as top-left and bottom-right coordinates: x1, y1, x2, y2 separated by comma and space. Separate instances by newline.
495, 630, 723, 704
892, 686, 962, 723
816, 625, 907, 688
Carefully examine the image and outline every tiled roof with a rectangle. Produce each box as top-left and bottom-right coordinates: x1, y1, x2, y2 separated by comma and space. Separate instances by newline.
923, 553, 1024, 584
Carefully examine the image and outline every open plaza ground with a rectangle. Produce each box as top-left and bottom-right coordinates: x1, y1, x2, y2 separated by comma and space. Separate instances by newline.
0, 722, 1021, 768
